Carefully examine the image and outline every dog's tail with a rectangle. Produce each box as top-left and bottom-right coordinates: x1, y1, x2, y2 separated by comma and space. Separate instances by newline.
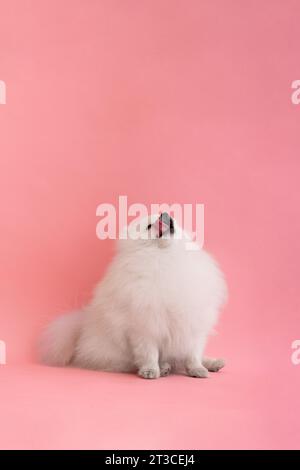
39, 310, 83, 366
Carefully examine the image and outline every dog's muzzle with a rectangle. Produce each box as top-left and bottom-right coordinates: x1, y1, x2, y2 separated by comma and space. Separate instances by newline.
157, 212, 175, 238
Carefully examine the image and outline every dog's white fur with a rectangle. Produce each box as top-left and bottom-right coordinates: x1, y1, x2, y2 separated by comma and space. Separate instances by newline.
40, 215, 227, 378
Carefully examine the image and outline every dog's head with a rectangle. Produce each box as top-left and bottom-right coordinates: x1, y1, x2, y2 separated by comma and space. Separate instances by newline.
146, 212, 175, 239
119, 213, 187, 252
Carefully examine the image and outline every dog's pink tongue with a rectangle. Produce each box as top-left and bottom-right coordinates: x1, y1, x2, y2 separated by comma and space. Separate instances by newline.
154, 218, 169, 235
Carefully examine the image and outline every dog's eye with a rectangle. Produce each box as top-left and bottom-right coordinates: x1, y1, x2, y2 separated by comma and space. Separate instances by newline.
147, 224, 152, 230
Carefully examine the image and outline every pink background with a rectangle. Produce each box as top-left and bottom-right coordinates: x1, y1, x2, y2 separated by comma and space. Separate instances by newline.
0, 0, 299, 449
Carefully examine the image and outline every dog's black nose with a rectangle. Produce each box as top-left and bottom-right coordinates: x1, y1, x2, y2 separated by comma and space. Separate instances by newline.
159, 212, 175, 234
159, 212, 170, 224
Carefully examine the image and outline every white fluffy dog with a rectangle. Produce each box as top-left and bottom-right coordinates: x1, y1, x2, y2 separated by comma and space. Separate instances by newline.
40, 213, 227, 379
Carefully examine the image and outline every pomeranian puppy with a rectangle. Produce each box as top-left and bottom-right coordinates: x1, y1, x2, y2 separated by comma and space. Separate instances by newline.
40, 213, 227, 379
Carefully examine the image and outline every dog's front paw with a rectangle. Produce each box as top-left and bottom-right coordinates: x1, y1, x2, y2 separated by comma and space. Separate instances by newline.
160, 362, 171, 377
207, 358, 225, 372
186, 365, 209, 378
138, 367, 160, 379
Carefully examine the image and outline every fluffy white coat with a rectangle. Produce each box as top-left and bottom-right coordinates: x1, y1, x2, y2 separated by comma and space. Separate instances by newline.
40, 215, 227, 378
